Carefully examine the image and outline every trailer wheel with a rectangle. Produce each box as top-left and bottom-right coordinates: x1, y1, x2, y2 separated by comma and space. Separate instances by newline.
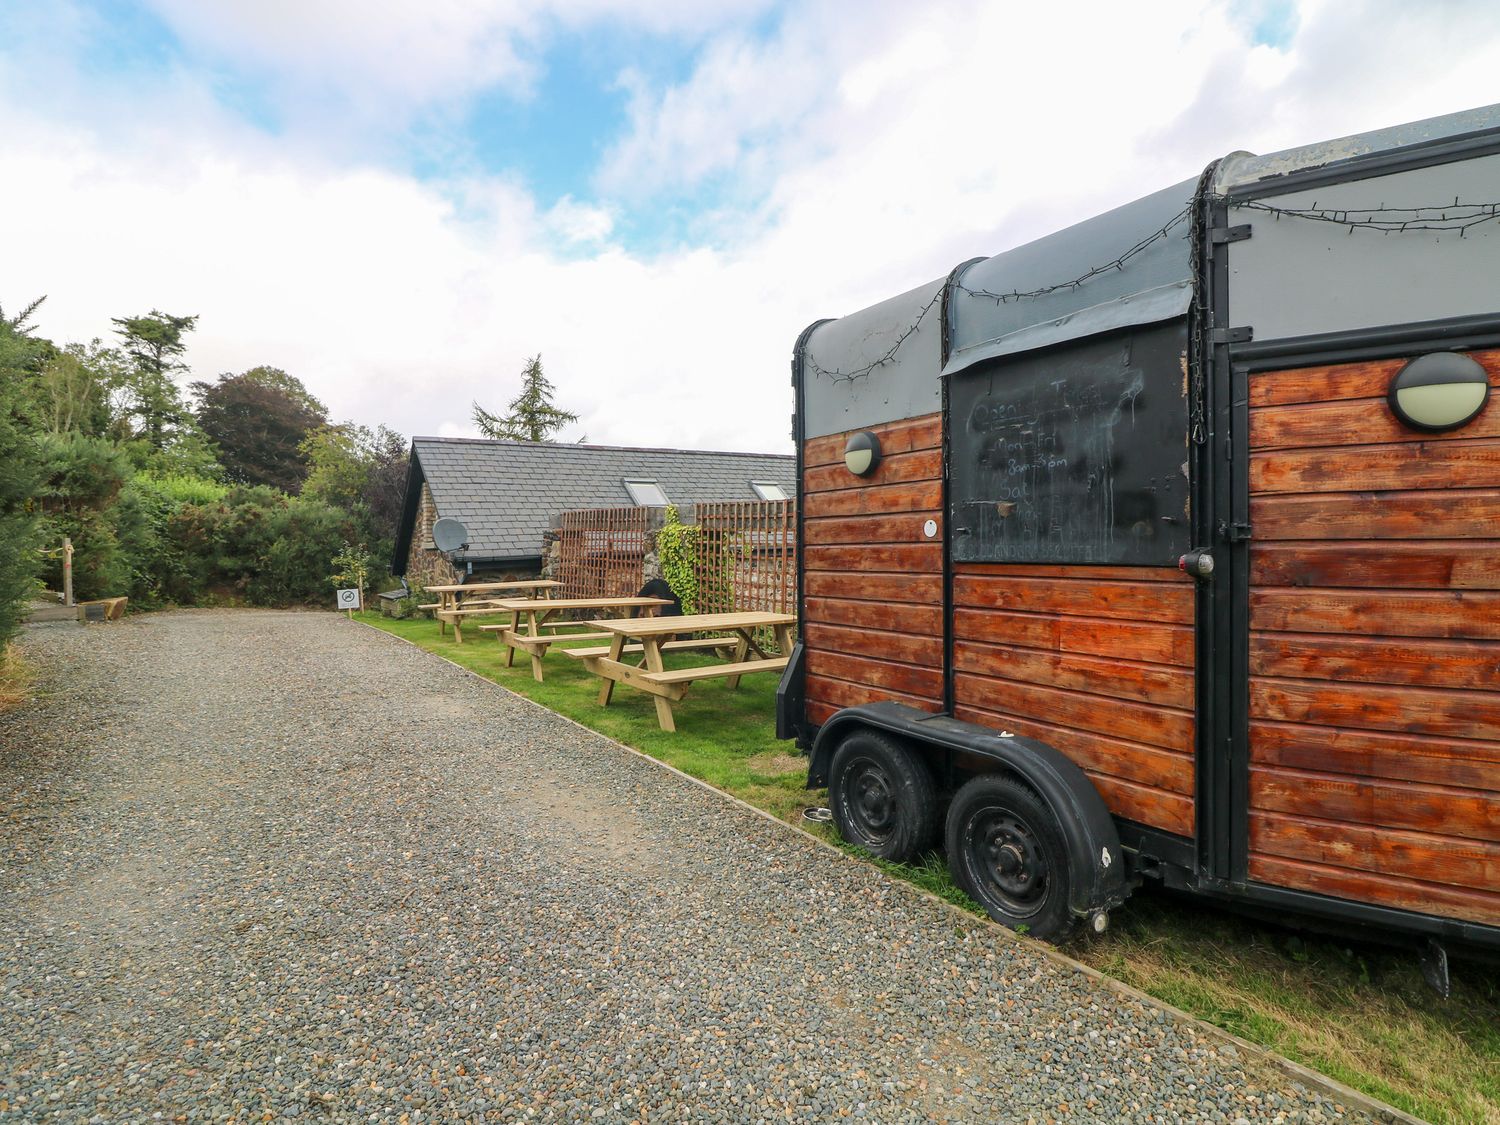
946, 774, 1076, 941
828, 729, 938, 863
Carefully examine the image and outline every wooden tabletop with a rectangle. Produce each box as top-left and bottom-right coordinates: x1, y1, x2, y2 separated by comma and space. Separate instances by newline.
425, 580, 560, 594
587, 611, 797, 637
492, 596, 670, 612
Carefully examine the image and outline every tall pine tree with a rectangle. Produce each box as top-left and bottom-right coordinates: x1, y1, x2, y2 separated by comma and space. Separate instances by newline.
111, 310, 196, 450
472, 354, 579, 442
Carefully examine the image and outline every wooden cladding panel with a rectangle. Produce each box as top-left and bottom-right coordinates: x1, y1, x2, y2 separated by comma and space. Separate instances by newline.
1248, 351, 1500, 928
802, 414, 945, 721
952, 563, 1194, 837
804, 448, 943, 494
1253, 721, 1500, 788
1251, 767, 1499, 843
1251, 395, 1500, 451
1253, 541, 1500, 590
1252, 488, 1500, 541
1247, 349, 1500, 409
953, 608, 1194, 667
804, 415, 943, 468
803, 544, 942, 573
1253, 812, 1500, 896
953, 574, 1194, 624
1251, 588, 1500, 640
803, 597, 941, 636
1249, 855, 1500, 928
1251, 632, 1500, 691
1250, 438, 1500, 494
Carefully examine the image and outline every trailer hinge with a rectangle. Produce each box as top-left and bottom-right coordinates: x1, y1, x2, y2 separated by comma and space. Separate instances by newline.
1211, 326, 1253, 345
1218, 520, 1253, 544
1210, 224, 1252, 244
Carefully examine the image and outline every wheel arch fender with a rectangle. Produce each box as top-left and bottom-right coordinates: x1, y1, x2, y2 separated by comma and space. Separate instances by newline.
810, 702, 1128, 918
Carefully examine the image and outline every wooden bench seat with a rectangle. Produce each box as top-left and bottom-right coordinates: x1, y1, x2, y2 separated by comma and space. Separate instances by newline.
563, 638, 733, 660
640, 656, 789, 685
488, 629, 618, 645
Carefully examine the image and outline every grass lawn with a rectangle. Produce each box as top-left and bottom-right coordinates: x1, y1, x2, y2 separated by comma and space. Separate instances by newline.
360, 609, 1499, 1125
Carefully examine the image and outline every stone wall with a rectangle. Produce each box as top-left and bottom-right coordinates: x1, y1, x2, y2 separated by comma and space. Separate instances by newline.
404, 483, 460, 589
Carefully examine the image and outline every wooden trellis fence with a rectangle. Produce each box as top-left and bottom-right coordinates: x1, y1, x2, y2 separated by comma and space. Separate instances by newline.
692, 500, 796, 616
554, 507, 652, 600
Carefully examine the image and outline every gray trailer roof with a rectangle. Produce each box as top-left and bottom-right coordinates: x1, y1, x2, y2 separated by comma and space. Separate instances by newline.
1216, 103, 1500, 193
799, 101, 1500, 425
800, 276, 946, 441
944, 177, 1197, 377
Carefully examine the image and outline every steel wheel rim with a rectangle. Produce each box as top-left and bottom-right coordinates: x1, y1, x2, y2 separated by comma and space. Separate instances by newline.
961, 805, 1049, 919
838, 756, 897, 846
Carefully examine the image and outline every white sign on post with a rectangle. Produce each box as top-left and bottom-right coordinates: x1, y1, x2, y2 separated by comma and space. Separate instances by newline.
335, 588, 362, 611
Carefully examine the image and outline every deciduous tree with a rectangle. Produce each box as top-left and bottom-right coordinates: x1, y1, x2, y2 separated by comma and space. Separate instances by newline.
193, 366, 328, 492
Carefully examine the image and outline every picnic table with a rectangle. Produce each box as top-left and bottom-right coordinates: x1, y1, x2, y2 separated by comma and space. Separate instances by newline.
573, 611, 796, 732
421, 580, 560, 642
480, 596, 672, 681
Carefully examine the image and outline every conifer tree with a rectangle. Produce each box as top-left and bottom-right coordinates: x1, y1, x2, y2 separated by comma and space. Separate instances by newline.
472, 354, 579, 442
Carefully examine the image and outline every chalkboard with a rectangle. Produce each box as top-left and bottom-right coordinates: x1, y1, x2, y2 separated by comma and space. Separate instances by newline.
949, 321, 1190, 566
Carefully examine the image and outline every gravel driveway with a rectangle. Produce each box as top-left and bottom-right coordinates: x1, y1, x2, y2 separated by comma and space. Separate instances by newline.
0, 610, 1375, 1123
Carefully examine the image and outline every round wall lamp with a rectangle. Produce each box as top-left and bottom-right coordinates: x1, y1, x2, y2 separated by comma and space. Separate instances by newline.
1387, 352, 1490, 432
844, 430, 882, 477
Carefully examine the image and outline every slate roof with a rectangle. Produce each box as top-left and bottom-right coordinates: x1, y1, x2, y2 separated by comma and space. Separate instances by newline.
394, 437, 796, 571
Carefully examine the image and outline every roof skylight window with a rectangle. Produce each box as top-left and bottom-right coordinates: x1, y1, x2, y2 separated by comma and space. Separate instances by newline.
624, 479, 669, 506
751, 481, 788, 501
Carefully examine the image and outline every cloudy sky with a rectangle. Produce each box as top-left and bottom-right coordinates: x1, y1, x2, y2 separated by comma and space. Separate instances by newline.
3, 1, 1498, 454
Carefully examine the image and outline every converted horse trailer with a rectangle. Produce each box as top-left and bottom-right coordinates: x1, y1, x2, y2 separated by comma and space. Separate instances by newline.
776, 105, 1500, 989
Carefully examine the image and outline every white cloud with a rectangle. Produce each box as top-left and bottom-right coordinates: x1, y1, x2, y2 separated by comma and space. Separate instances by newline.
4, 0, 1500, 462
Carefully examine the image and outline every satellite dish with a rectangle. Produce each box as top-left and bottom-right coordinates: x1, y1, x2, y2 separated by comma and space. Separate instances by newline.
432, 518, 469, 554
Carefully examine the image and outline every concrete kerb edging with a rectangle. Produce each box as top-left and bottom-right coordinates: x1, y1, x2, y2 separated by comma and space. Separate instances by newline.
361, 620, 1426, 1125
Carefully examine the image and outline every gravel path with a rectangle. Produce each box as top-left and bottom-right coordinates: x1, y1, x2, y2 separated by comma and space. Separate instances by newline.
0, 610, 1374, 1124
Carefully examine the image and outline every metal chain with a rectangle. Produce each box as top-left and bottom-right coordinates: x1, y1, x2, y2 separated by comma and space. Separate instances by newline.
1187, 160, 1221, 447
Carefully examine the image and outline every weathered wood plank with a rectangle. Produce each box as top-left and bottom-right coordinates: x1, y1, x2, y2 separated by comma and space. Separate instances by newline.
1251, 541, 1500, 590
1250, 632, 1500, 691
1248, 350, 1500, 408
802, 480, 944, 519
1252, 488, 1500, 540
803, 596, 943, 636
805, 673, 941, 716
803, 544, 943, 574
806, 650, 944, 700
953, 575, 1194, 623
1250, 766, 1500, 841
954, 607, 1194, 667
1252, 812, 1500, 894
951, 703, 1195, 795
1250, 439, 1500, 495
954, 640, 1195, 709
1251, 588, 1500, 639
954, 563, 1190, 584
804, 414, 943, 467
1251, 721, 1500, 785
804, 448, 942, 494
805, 571, 943, 603
803, 512, 943, 546
954, 673, 1194, 753
1251, 676, 1500, 741
1249, 853, 1500, 927
803, 622, 943, 667
1250, 395, 1500, 451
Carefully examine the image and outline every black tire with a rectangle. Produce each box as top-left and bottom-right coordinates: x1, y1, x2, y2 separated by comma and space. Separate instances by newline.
828, 729, 938, 863
945, 774, 1077, 942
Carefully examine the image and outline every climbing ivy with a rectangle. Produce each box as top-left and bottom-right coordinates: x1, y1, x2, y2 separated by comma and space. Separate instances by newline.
655, 505, 701, 615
